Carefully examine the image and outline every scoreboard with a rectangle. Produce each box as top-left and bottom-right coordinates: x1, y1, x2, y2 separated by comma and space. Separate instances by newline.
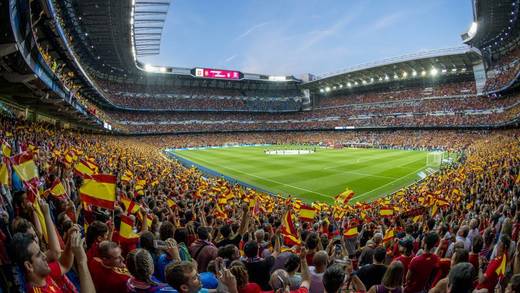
192, 68, 243, 80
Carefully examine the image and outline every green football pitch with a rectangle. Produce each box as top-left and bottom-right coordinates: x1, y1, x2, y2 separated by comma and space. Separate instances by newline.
168, 146, 442, 204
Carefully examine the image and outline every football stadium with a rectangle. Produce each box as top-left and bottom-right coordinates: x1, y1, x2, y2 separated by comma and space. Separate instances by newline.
0, 0, 519, 292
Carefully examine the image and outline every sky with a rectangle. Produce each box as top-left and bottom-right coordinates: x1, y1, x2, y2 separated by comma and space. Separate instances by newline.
139, 0, 474, 76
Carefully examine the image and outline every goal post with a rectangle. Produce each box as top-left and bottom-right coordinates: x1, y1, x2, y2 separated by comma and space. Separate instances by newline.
426, 152, 443, 168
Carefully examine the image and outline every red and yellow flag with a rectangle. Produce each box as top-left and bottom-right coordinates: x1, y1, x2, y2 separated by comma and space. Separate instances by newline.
49, 178, 67, 200
344, 226, 358, 238
380, 207, 394, 217
0, 158, 11, 187
281, 210, 301, 246
119, 215, 139, 240
214, 204, 227, 220
496, 254, 507, 279
383, 228, 395, 243
80, 174, 116, 210
121, 196, 140, 214
1, 141, 11, 157
11, 152, 38, 184
74, 160, 95, 178
298, 205, 317, 222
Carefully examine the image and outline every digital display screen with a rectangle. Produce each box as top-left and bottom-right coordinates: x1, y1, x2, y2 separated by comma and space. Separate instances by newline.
193, 68, 242, 80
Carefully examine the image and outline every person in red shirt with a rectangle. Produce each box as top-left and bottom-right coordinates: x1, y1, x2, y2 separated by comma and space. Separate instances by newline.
85, 220, 109, 259
88, 240, 132, 293
404, 232, 440, 293
11, 230, 94, 293
393, 238, 414, 281
477, 235, 511, 292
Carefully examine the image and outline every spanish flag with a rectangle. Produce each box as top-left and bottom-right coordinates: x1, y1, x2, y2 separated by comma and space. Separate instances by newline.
80, 174, 116, 210
344, 226, 358, 238
49, 178, 67, 200
11, 152, 39, 185
85, 159, 99, 173
335, 188, 355, 205
380, 207, 394, 217
119, 215, 139, 240
74, 160, 95, 178
1, 141, 11, 157
298, 205, 317, 222
214, 204, 227, 220
121, 197, 140, 214
0, 158, 11, 187
167, 198, 176, 208
383, 228, 395, 243
281, 210, 301, 246
496, 254, 507, 279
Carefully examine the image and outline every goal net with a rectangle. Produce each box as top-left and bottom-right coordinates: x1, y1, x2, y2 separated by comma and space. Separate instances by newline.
426, 152, 443, 167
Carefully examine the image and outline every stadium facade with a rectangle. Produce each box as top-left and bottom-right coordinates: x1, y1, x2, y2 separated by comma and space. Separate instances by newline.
0, 0, 519, 133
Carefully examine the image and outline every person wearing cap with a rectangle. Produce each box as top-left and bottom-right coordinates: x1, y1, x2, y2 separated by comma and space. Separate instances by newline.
394, 238, 414, 280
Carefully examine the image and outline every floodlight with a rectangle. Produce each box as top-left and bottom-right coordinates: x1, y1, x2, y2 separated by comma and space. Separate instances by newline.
412, 71, 417, 77
354, 81, 358, 85
320, 88, 324, 93
451, 68, 457, 72
385, 75, 389, 80
421, 70, 427, 76
370, 77, 374, 82
362, 80, 367, 85
339, 84, 343, 88
393, 74, 398, 80
325, 87, 331, 92
402, 72, 408, 78
347, 82, 352, 87
441, 69, 447, 74
430, 68, 438, 76
379, 77, 383, 81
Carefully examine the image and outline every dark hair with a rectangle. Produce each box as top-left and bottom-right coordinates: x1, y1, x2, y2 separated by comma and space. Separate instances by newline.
471, 235, 483, 254
139, 231, 156, 255
284, 253, 301, 273
374, 247, 387, 263
424, 232, 439, 250
197, 226, 210, 240
244, 241, 259, 258
126, 249, 156, 285
86, 220, 108, 249
174, 227, 188, 244
323, 265, 345, 293
509, 274, 520, 293
218, 244, 237, 259
229, 262, 249, 289
11, 233, 35, 267
382, 261, 404, 288
165, 261, 197, 290
305, 232, 320, 250
159, 221, 175, 241
220, 224, 232, 238
448, 262, 476, 293
500, 234, 512, 251
11, 218, 34, 234
453, 249, 469, 265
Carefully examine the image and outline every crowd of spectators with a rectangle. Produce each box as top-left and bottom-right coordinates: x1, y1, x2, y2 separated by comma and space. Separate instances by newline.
484, 47, 520, 93
104, 91, 520, 134
0, 114, 519, 293
95, 82, 303, 112
317, 81, 477, 108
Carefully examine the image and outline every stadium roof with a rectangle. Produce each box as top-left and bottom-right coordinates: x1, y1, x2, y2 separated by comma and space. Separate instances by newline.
463, 0, 520, 54
302, 47, 483, 92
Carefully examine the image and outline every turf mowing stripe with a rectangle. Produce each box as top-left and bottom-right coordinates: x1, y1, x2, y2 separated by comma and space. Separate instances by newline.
172, 147, 435, 204
174, 151, 335, 200
351, 166, 425, 202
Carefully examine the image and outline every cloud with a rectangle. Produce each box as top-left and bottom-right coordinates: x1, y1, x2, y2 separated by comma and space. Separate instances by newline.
224, 54, 237, 63
234, 22, 270, 41
369, 12, 406, 31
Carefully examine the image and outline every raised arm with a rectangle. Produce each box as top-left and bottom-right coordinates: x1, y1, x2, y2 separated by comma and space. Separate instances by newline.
299, 247, 311, 289
71, 231, 95, 293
